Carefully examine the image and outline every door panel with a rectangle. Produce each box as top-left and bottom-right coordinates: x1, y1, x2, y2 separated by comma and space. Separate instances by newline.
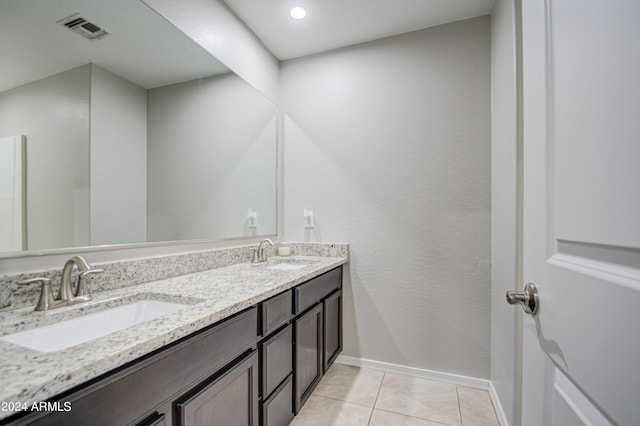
521, 0, 640, 425
547, 362, 611, 426
551, 0, 640, 248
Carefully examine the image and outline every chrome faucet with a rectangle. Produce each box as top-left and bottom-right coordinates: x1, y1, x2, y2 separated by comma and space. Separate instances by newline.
17, 256, 104, 311
252, 238, 274, 263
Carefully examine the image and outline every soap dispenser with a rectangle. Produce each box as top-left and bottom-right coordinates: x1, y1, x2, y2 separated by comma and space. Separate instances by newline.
277, 241, 292, 257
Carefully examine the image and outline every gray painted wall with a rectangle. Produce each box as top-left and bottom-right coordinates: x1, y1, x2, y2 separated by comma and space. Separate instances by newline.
143, 0, 279, 103
0, 65, 90, 251
280, 17, 492, 378
90, 65, 147, 246
147, 73, 277, 242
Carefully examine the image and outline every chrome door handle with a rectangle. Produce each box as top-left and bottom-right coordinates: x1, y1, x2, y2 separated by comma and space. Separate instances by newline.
506, 282, 539, 315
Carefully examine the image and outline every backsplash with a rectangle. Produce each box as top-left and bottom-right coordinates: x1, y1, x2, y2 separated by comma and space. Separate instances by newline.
0, 242, 348, 312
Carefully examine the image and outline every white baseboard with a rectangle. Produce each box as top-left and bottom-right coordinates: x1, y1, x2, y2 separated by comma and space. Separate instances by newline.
335, 354, 489, 389
335, 355, 509, 426
488, 380, 510, 426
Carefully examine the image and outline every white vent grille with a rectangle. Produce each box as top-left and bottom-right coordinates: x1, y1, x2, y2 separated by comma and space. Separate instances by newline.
57, 13, 109, 40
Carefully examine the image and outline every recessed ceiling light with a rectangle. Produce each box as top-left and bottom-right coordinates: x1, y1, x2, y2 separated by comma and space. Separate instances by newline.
289, 7, 306, 20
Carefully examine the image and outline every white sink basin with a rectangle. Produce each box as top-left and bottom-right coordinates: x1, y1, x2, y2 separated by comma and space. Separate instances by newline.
265, 258, 319, 271
0, 300, 188, 353
268, 263, 308, 271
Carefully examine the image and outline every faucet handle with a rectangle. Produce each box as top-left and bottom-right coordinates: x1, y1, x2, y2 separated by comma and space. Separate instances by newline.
18, 277, 55, 311
81, 268, 105, 276
75, 268, 104, 298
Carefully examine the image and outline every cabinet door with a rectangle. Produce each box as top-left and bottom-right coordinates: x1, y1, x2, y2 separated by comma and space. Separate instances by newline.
176, 351, 259, 426
323, 289, 342, 373
260, 324, 292, 399
293, 303, 323, 414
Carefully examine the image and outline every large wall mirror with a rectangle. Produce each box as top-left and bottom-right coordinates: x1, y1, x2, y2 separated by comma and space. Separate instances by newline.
0, 0, 277, 256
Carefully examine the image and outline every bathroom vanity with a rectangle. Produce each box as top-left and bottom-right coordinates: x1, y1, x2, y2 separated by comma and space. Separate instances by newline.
0, 253, 346, 426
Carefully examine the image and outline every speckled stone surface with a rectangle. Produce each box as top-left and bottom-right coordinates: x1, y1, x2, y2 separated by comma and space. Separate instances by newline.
0, 245, 347, 420
289, 242, 349, 257
0, 242, 348, 312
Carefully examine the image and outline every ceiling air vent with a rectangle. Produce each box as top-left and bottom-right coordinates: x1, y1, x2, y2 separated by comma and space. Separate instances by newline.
57, 13, 110, 41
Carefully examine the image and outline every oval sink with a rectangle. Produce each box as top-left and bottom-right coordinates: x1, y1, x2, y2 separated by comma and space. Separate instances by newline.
0, 300, 188, 353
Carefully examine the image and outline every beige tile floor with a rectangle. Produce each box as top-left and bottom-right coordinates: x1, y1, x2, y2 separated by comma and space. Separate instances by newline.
291, 364, 499, 426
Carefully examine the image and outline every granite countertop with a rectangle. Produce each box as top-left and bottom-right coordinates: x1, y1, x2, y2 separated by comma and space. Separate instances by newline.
0, 255, 347, 419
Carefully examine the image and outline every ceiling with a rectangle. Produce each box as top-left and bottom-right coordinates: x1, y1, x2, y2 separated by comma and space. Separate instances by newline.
0, 0, 229, 93
1, 0, 496, 93
223, 0, 496, 61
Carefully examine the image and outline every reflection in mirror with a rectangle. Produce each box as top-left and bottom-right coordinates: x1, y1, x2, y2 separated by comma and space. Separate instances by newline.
0, 0, 277, 255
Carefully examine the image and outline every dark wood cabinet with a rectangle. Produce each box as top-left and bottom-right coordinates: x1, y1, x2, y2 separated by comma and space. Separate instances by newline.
134, 412, 166, 426
259, 291, 291, 338
3, 265, 343, 426
261, 375, 294, 426
176, 351, 259, 426
323, 289, 342, 373
259, 266, 343, 422
260, 324, 293, 398
258, 293, 294, 426
293, 267, 341, 315
293, 303, 323, 414
291, 266, 343, 414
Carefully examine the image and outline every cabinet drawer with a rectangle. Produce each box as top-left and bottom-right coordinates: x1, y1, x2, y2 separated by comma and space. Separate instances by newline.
261, 374, 294, 426
176, 350, 259, 426
294, 266, 342, 315
260, 290, 292, 337
260, 324, 293, 398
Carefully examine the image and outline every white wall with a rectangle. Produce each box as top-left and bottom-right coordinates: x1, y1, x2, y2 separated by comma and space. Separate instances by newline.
90, 65, 147, 246
147, 73, 277, 242
0, 65, 90, 251
280, 17, 492, 378
490, 0, 521, 424
143, 0, 279, 103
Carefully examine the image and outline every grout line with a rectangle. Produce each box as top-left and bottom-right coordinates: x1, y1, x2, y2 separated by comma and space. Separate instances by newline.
373, 371, 385, 407
456, 386, 464, 426
373, 407, 455, 426
311, 392, 375, 409
367, 371, 385, 425
366, 408, 374, 425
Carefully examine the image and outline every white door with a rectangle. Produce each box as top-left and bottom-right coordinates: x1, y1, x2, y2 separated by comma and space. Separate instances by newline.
0, 135, 26, 252
520, 0, 640, 425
